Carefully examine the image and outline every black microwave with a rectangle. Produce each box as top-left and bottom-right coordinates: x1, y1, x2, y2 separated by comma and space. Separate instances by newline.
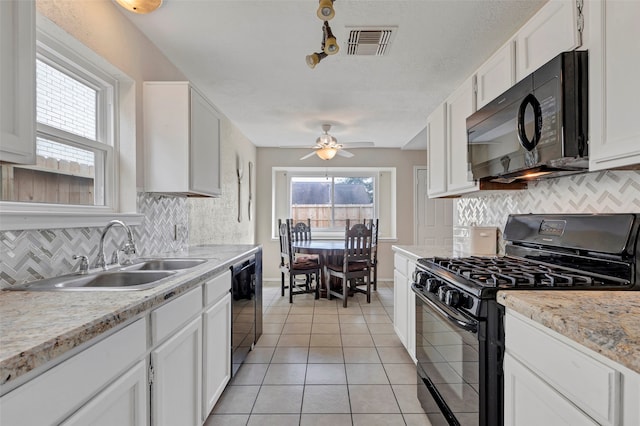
467, 51, 588, 182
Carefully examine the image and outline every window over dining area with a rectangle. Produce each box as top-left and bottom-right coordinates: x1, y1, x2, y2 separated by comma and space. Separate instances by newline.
272, 167, 396, 240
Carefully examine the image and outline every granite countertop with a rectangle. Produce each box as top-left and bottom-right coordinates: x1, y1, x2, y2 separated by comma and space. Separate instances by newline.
391, 245, 453, 261
0, 244, 260, 391
498, 291, 640, 374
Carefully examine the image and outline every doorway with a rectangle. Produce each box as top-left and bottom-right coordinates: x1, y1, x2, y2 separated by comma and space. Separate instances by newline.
414, 167, 453, 247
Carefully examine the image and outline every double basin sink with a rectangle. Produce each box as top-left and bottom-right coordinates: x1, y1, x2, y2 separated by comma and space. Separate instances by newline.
8, 258, 208, 292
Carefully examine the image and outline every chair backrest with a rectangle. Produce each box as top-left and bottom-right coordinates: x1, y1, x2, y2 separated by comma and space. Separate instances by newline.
278, 219, 294, 267
343, 219, 373, 265
288, 218, 312, 242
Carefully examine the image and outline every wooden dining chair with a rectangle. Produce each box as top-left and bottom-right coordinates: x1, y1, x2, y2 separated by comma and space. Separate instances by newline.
326, 219, 373, 308
278, 219, 321, 303
287, 218, 319, 264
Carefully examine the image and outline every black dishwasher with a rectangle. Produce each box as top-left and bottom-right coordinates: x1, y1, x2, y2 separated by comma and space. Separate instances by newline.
230, 250, 262, 376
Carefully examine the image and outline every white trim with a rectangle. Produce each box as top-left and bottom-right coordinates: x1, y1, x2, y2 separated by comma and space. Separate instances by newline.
0, 13, 138, 228
271, 166, 397, 240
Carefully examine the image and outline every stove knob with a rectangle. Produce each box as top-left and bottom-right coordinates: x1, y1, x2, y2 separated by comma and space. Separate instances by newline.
426, 278, 442, 293
444, 288, 461, 308
437, 285, 450, 301
413, 271, 428, 287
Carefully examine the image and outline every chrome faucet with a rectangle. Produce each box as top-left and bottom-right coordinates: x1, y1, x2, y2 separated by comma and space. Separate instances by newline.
73, 254, 89, 274
94, 220, 137, 269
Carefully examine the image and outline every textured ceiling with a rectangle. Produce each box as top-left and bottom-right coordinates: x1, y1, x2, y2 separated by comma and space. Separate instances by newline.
120, 0, 546, 150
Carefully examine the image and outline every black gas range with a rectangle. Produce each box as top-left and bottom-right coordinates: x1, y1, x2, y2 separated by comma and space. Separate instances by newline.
411, 214, 640, 426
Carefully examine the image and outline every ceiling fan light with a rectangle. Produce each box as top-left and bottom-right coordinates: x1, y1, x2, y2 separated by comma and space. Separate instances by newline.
316, 147, 337, 160
324, 37, 340, 55
115, 0, 162, 14
317, 0, 335, 20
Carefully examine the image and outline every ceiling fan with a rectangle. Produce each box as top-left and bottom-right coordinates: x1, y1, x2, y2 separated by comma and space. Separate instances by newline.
299, 124, 373, 160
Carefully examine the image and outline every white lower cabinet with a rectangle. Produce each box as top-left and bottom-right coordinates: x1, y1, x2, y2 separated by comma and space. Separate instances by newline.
504, 352, 599, 426
202, 270, 232, 421
504, 309, 640, 426
151, 316, 202, 426
150, 287, 203, 426
61, 360, 147, 426
0, 318, 147, 426
393, 252, 416, 362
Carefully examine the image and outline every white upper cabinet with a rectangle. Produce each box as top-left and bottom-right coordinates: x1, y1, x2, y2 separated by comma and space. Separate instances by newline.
446, 76, 479, 195
515, 0, 582, 81
144, 82, 222, 197
588, 0, 640, 170
0, 0, 35, 164
475, 41, 516, 109
426, 104, 447, 197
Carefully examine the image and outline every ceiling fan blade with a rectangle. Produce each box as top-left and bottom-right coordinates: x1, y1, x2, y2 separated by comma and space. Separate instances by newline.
342, 142, 375, 148
336, 149, 354, 158
300, 151, 317, 160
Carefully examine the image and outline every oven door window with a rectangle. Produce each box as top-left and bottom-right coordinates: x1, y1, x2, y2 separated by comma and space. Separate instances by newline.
416, 291, 480, 425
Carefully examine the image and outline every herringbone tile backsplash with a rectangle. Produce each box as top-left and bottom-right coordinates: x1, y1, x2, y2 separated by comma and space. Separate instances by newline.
455, 170, 640, 253
0, 193, 188, 288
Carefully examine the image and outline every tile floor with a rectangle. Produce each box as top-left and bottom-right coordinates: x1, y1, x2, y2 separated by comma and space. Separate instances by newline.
204, 281, 431, 426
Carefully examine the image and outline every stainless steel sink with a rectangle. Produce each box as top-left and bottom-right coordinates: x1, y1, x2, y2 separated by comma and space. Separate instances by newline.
7, 270, 177, 291
122, 258, 207, 271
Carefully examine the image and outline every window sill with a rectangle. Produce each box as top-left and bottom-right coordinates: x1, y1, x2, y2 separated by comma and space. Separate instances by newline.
0, 209, 144, 231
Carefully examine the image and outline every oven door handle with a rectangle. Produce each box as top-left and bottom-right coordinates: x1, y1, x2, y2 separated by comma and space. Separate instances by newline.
413, 286, 478, 333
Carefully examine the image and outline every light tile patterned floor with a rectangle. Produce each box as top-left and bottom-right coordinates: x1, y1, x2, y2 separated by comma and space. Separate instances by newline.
204, 281, 431, 426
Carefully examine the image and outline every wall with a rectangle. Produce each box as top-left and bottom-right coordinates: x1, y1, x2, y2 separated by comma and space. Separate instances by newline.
188, 116, 257, 245
256, 147, 427, 282
455, 170, 640, 252
0, 1, 257, 287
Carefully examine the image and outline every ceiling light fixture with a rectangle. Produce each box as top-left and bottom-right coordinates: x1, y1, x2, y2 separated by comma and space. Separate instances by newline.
317, 0, 335, 20
306, 20, 339, 68
316, 147, 338, 160
114, 0, 162, 14
323, 21, 339, 55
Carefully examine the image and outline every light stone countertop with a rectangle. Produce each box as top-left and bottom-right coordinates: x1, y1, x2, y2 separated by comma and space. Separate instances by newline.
0, 244, 260, 391
498, 290, 640, 374
391, 245, 453, 262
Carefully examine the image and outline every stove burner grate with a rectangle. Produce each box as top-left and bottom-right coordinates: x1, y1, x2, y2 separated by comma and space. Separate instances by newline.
429, 256, 607, 288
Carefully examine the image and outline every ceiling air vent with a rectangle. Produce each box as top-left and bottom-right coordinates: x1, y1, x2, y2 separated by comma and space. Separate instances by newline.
346, 27, 396, 56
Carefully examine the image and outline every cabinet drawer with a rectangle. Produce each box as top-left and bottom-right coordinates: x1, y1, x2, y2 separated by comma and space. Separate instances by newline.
0, 318, 146, 426
506, 311, 620, 426
152, 287, 203, 344
204, 270, 231, 306
394, 253, 408, 277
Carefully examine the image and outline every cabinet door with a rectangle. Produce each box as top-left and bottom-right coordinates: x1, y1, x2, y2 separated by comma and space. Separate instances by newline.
475, 41, 516, 108
151, 316, 202, 426
61, 361, 147, 426
393, 269, 409, 348
426, 103, 447, 197
588, 0, 640, 170
0, 0, 35, 164
203, 292, 232, 420
504, 353, 599, 426
446, 77, 478, 195
190, 88, 222, 196
516, 0, 580, 81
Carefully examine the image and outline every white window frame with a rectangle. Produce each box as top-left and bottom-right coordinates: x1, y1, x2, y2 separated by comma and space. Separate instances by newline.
0, 14, 142, 231
272, 166, 397, 240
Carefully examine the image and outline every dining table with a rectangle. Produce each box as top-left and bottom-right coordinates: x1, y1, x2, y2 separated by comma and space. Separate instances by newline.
291, 240, 345, 298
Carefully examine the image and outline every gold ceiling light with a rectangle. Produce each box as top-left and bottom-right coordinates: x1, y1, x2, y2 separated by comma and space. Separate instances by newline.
306, 20, 339, 68
317, 0, 335, 20
115, 0, 162, 14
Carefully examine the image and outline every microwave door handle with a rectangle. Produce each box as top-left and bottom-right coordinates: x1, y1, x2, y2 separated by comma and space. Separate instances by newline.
517, 93, 542, 151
